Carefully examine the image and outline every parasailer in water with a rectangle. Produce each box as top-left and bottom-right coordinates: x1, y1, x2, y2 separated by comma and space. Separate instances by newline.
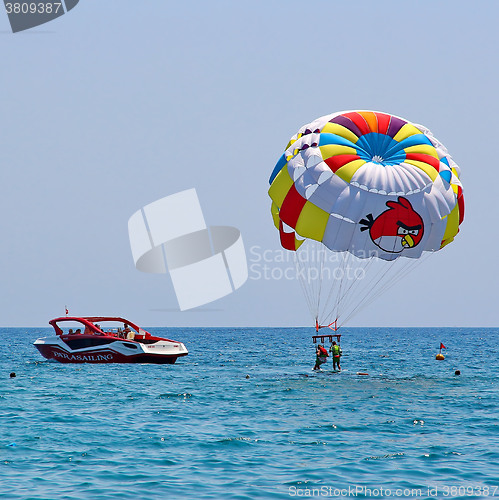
330, 341, 342, 371
268, 110, 464, 344
313, 344, 329, 370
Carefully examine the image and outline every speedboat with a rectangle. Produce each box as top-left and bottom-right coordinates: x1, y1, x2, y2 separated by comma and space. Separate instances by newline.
33, 316, 188, 364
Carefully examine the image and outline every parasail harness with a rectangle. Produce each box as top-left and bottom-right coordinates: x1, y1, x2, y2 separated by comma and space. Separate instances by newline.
313, 319, 341, 353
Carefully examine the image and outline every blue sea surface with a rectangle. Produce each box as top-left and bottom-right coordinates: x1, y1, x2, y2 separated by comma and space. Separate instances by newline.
1, 327, 498, 499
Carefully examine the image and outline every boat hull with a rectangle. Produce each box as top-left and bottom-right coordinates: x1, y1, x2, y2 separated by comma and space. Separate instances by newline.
34, 335, 188, 364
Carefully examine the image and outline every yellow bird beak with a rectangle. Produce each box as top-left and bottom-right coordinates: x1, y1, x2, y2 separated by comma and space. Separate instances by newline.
402, 234, 415, 248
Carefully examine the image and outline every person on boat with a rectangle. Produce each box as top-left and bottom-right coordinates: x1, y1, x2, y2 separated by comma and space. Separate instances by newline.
123, 324, 133, 339
330, 341, 342, 371
313, 344, 329, 370
75, 328, 82, 335
68, 329, 73, 335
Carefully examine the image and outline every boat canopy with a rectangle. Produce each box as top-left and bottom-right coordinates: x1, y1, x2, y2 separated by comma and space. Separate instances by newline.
49, 317, 145, 336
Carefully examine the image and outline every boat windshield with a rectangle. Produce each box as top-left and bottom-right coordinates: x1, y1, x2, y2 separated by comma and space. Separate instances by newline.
50, 318, 147, 339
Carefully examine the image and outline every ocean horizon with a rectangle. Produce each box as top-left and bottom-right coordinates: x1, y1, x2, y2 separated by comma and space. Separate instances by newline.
1, 327, 498, 499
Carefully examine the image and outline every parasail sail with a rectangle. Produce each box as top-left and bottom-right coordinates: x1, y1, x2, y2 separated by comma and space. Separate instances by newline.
268, 110, 464, 330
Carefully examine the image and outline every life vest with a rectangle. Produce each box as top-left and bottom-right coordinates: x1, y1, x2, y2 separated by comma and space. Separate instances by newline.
318, 346, 328, 357
332, 345, 342, 357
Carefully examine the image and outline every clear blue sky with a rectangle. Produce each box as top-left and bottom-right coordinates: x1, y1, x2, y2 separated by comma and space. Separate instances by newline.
0, 1, 497, 327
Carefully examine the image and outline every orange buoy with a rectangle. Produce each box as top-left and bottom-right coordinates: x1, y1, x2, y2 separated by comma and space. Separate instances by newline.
435, 353, 445, 360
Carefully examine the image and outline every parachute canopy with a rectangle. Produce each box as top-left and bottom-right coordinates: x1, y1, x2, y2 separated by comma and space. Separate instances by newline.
269, 110, 464, 260
268, 110, 464, 326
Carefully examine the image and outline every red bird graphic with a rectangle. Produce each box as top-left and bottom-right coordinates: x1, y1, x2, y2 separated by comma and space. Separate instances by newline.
360, 197, 424, 253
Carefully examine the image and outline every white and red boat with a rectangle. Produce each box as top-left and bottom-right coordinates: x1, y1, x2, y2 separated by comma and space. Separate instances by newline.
33, 316, 188, 364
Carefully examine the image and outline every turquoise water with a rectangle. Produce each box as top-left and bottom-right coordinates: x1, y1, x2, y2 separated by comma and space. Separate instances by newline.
1, 327, 498, 499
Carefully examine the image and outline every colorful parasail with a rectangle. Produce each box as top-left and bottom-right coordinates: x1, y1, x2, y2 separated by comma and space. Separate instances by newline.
268, 110, 464, 329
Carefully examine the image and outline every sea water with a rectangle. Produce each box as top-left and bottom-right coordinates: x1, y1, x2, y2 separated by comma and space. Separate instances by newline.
1, 327, 498, 500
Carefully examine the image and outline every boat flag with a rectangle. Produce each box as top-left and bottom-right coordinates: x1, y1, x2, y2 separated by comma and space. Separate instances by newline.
65, 306, 69, 316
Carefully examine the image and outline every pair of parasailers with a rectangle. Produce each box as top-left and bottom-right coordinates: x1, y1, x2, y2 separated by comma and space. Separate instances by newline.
313, 341, 342, 371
